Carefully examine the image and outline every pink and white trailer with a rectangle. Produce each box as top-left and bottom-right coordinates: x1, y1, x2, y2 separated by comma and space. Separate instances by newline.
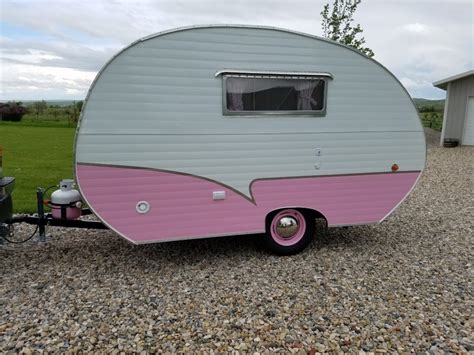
74, 25, 426, 254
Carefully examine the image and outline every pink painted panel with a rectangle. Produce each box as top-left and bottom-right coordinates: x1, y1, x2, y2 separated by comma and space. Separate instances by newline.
76, 164, 420, 243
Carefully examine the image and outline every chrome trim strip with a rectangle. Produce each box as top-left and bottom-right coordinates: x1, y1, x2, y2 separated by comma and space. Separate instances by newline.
379, 170, 423, 224
221, 75, 329, 116
215, 69, 333, 78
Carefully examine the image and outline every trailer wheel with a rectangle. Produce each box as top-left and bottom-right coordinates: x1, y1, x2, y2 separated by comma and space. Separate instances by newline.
264, 209, 315, 255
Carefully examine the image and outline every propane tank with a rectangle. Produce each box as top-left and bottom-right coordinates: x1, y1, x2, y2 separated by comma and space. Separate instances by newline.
51, 179, 82, 220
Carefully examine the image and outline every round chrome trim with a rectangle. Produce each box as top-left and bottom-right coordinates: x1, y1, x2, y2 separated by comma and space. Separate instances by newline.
275, 216, 299, 239
136, 201, 151, 214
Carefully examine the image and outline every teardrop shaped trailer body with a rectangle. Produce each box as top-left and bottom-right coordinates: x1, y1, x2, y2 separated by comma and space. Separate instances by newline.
75, 25, 426, 246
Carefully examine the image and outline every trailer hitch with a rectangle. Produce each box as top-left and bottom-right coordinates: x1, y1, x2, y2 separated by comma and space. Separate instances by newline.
1, 187, 107, 244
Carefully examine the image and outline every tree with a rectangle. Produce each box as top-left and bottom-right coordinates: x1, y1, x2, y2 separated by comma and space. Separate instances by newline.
71, 101, 80, 123
32, 100, 48, 116
75, 100, 83, 112
321, 0, 374, 57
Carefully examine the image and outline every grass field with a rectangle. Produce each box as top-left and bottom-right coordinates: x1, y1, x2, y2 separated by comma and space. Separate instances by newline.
17, 113, 77, 128
420, 112, 443, 131
1, 122, 75, 213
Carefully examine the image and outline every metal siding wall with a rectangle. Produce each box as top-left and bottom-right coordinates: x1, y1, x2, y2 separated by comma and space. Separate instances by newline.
444, 76, 474, 140
76, 26, 425, 198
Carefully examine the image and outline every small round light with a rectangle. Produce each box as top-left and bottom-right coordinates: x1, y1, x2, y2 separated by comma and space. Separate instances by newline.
391, 164, 399, 172
75, 201, 83, 209
136, 201, 151, 214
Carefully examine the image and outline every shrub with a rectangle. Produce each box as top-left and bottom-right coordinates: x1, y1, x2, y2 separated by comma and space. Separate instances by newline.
0, 102, 28, 122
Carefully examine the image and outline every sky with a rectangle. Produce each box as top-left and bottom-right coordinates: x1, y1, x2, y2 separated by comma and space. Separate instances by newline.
0, 0, 473, 101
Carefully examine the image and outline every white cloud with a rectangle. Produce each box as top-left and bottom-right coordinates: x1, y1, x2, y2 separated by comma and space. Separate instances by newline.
400, 77, 418, 89
0, 62, 96, 100
361, 0, 473, 98
402, 23, 431, 34
2, 49, 63, 65
65, 88, 82, 94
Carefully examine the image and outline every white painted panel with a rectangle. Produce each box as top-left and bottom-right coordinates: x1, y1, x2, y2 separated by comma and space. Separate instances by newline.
75, 26, 426, 198
463, 97, 474, 145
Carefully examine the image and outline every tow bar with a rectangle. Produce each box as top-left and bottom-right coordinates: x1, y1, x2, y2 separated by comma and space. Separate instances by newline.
1, 187, 107, 244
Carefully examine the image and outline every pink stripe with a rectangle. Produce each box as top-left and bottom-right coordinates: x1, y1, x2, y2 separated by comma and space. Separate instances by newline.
76, 164, 420, 243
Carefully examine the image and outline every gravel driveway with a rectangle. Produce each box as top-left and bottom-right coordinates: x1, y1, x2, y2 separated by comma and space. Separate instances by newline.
1, 129, 473, 353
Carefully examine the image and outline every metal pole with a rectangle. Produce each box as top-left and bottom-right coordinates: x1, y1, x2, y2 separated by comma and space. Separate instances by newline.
0, 225, 5, 245
37, 187, 47, 242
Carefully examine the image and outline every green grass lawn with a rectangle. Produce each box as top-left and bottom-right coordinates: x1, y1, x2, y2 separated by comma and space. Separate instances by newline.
11, 114, 76, 128
1, 122, 75, 213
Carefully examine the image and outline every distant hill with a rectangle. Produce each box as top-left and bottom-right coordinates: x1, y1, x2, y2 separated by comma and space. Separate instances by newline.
412, 98, 445, 112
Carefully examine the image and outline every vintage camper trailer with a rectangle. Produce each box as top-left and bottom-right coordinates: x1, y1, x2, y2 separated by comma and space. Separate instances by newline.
74, 25, 426, 254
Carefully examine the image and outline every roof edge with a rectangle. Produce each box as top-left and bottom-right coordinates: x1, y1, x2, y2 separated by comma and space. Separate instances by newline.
433, 69, 474, 90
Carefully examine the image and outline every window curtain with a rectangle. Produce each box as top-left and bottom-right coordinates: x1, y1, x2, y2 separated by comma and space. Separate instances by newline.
295, 80, 319, 110
227, 78, 250, 111
226, 77, 323, 111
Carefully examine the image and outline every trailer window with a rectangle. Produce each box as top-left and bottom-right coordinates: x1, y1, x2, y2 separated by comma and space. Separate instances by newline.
223, 75, 327, 115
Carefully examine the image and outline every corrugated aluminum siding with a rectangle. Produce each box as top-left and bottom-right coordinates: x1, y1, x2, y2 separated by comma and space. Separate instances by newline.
75, 26, 425, 198
442, 75, 474, 143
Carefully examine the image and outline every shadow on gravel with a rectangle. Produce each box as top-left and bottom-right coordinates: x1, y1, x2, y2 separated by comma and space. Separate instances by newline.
105, 222, 376, 253
88, 223, 376, 260
318, 225, 382, 247
1, 220, 383, 275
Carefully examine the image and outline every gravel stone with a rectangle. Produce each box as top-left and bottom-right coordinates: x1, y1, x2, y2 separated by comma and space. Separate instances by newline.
1, 129, 472, 352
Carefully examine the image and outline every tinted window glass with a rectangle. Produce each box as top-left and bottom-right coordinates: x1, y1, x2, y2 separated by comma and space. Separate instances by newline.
225, 76, 325, 113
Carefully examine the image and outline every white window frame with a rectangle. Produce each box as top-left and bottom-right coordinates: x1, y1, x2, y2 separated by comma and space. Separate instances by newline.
216, 70, 333, 116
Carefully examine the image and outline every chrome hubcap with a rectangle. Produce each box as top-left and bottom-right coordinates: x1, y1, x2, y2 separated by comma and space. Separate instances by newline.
275, 216, 299, 239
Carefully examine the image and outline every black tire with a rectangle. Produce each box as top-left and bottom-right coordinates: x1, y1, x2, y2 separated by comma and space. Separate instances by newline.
263, 209, 315, 255
443, 139, 459, 148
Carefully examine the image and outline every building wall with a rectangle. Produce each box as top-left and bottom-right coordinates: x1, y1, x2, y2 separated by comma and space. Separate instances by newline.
443, 75, 474, 142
